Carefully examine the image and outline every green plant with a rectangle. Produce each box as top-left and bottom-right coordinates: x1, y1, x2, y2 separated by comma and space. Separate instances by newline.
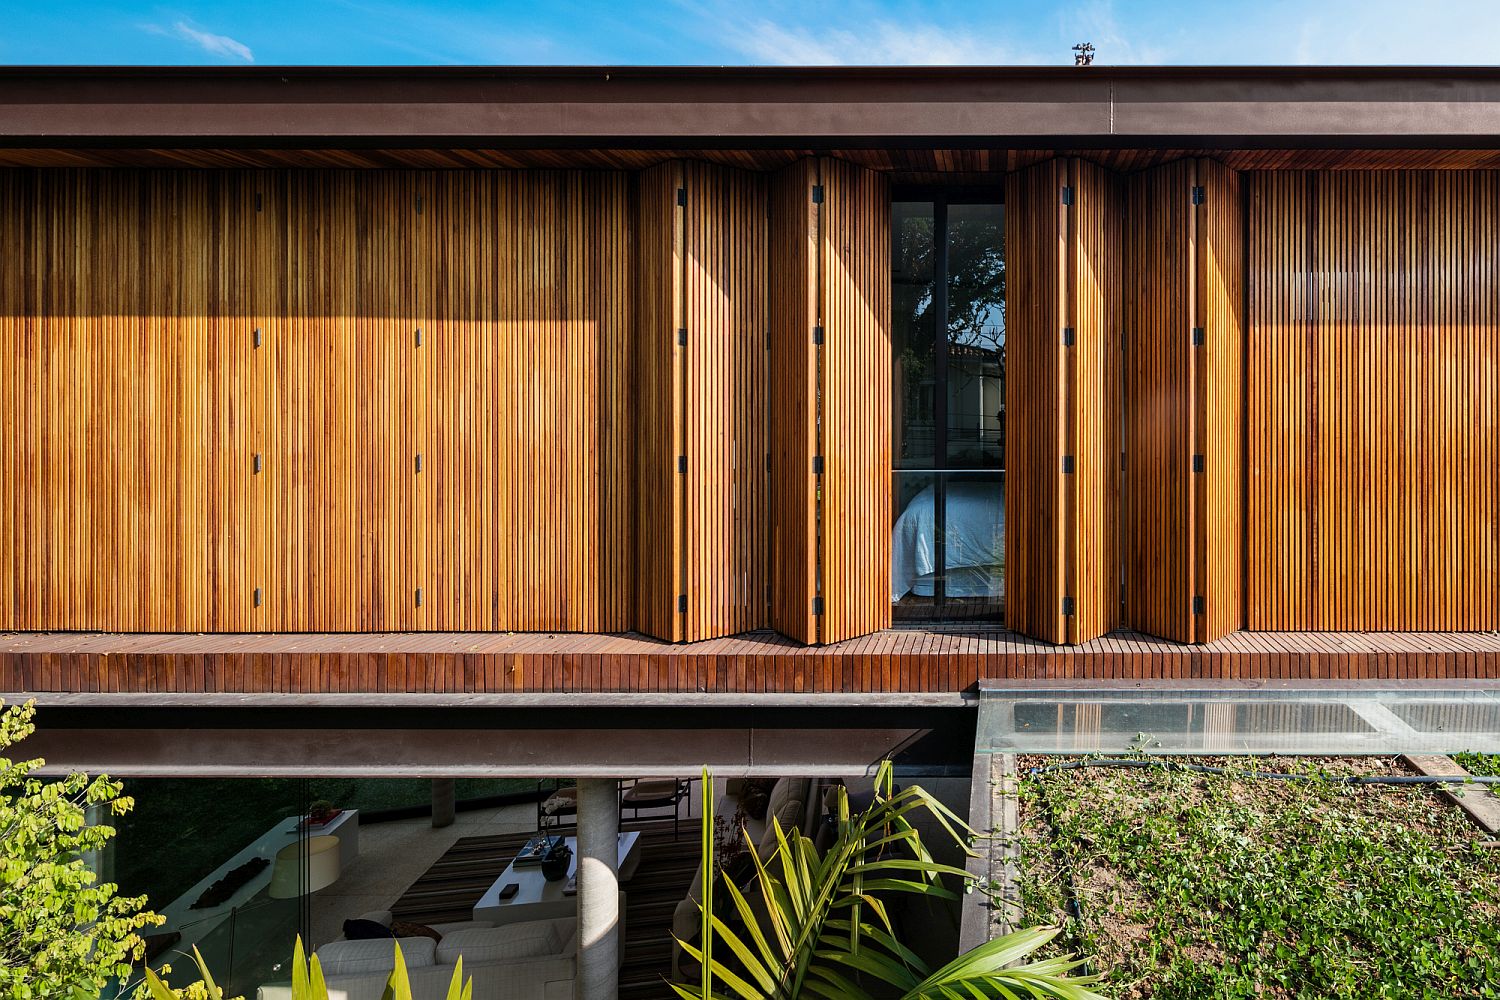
1017, 756, 1500, 999
0, 698, 162, 999
674, 763, 1106, 1000
140, 938, 472, 1000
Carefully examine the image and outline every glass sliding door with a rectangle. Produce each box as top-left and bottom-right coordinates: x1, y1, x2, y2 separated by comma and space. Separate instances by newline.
890, 194, 1004, 623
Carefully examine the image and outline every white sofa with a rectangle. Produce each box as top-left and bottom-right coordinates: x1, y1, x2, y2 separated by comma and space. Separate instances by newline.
257, 910, 578, 1000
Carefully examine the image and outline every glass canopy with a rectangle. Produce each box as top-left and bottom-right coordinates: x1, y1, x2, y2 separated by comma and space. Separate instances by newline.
975, 681, 1500, 755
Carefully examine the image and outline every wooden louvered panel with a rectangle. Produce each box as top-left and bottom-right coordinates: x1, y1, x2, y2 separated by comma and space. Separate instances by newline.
0, 169, 635, 633
635, 163, 685, 640
1005, 158, 1123, 645
681, 162, 769, 641
1070, 159, 1124, 643
1124, 158, 1243, 644
768, 159, 820, 643
1195, 160, 1244, 640
819, 158, 892, 643
1003, 159, 1066, 643
1248, 170, 1500, 631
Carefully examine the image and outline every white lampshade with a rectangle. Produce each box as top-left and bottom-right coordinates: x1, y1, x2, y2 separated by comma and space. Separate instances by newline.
268, 835, 341, 898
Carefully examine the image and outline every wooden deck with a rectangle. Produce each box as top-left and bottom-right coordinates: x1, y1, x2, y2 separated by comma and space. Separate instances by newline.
4, 627, 1500, 695
387, 819, 697, 1000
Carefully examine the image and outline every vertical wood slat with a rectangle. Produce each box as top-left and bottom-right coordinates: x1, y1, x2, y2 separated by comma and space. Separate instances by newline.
769, 157, 892, 645
1125, 158, 1243, 644
0, 169, 635, 634
820, 158, 893, 644
637, 160, 770, 642
1003, 160, 1066, 642
1248, 169, 1500, 631
769, 159, 820, 643
1005, 158, 1122, 645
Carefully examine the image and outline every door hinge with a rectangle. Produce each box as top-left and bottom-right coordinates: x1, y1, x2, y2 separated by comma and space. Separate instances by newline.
677, 455, 688, 474
1062, 326, 1076, 346
1192, 595, 1206, 615
414, 453, 423, 474
1061, 186, 1074, 206
1062, 596, 1076, 616
811, 596, 824, 616
253, 453, 262, 474
252, 327, 261, 349
677, 327, 687, 347
1191, 185, 1206, 205
678, 594, 688, 613
254, 192, 263, 213
812, 455, 825, 475
415, 327, 423, 348
1192, 454, 1205, 474
415, 588, 424, 608
676, 187, 687, 207
416, 195, 424, 214
1191, 326, 1205, 346
253, 587, 263, 608
811, 185, 824, 204
1062, 455, 1075, 474
813, 325, 824, 345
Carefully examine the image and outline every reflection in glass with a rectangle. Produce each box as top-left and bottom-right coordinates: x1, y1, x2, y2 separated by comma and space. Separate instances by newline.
945, 204, 1005, 470
890, 197, 1004, 623
892, 202, 936, 470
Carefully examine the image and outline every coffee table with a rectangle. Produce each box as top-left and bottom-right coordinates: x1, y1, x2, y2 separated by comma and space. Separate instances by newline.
472, 832, 642, 925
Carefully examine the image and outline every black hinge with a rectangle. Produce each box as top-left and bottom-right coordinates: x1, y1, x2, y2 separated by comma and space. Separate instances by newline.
415, 454, 423, 474
1192, 595, 1205, 615
1062, 596, 1076, 616
1191, 326, 1205, 346
253, 587, 263, 608
811, 596, 824, 616
812, 455, 824, 475
677, 327, 687, 347
254, 192, 263, 213
253, 453, 262, 474
415, 588, 424, 608
252, 327, 261, 349
677, 455, 687, 474
1062, 326, 1076, 346
1191, 185, 1206, 205
678, 594, 688, 613
1192, 454, 1205, 474
813, 325, 824, 345
415, 327, 423, 348
416, 195, 423, 214
1062, 455, 1075, 474
1061, 186, 1074, 206
1120, 451, 1127, 472
811, 185, 824, 204
676, 187, 687, 207
765, 454, 771, 473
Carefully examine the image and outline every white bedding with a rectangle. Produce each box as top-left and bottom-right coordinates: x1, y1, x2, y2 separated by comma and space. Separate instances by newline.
890, 481, 1004, 602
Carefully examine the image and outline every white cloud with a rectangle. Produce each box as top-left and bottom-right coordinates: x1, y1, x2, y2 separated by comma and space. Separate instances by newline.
728, 16, 1046, 65
143, 20, 254, 62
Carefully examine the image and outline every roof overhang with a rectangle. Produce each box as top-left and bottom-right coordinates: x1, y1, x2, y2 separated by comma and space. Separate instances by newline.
6, 65, 1500, 150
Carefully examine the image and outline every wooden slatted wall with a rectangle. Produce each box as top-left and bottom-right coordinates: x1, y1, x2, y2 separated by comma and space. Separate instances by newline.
767, 157, 891, 644
635, 162, 685, 640
1248, 170, 1500, 631
819, 158, 893, 643
1003, 160, 1067, 642
768, 159, 820, 643
1005, 158, 1122, 645
1070, 160, 1125, 643
1124, 158, 1243, 644
636, 161, 770, 642
0, 169, 634, 633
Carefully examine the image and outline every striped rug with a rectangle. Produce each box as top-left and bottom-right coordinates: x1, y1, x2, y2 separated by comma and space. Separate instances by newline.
389, 820, 701, 999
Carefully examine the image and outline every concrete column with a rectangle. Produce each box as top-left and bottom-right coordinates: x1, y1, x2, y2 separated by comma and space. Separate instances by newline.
431, 778, 456, 829
576, 778, 619, 1000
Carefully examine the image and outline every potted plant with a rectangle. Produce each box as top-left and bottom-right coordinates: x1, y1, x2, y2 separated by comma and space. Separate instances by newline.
540, 838, 572, 882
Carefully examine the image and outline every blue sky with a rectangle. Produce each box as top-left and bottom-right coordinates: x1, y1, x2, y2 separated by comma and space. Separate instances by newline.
7, 1, 1500, 66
